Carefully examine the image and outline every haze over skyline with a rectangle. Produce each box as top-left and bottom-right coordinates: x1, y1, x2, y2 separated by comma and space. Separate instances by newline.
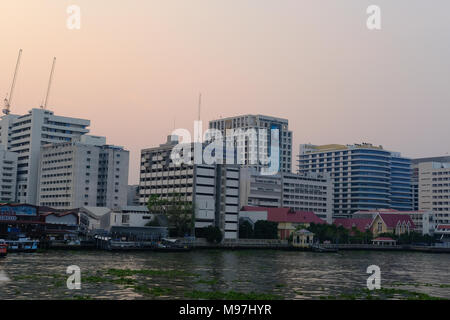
1, 0, 450, 184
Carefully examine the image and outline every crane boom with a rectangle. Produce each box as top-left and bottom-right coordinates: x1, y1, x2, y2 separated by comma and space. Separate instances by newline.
41, 57, 56, 110
3, 49, 23, 115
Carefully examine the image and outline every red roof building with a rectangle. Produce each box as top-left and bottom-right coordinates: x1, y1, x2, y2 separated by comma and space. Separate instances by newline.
240, 206, 326, 240
333, 218, 373, 233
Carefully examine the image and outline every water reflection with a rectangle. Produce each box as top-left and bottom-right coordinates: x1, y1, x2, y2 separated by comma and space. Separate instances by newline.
0, 250, 448, 300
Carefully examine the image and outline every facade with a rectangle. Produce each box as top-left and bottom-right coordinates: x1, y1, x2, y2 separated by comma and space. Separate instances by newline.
239, 206, 326, 240
0, 109, 90, 204
239, 167, 333, 223
37, 135, 129, 209
127, 185, 140, 206
139, 136, 240, 239
298, 143, 412, 218
353, 209, 434, 235
414, 161, 450, 236
0, 145, 18, 202
208, 114, 292, 173
292, 229, 315, 248
334, 211, 415, 237
99, 206, 153, 230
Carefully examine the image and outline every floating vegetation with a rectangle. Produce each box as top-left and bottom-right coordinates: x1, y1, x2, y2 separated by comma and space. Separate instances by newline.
133, 285, 173, 297
106, 268, 199, 278
196, 279, 220, 285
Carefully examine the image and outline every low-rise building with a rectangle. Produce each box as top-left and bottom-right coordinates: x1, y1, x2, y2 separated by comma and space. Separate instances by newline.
239, 167, 333, 223
239, 206, 326, 240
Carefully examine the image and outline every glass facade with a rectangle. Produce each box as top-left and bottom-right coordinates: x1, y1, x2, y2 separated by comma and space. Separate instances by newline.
298, 145, 412, 217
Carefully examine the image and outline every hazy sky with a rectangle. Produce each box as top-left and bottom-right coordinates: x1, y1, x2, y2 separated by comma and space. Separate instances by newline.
1, 1, 450, 184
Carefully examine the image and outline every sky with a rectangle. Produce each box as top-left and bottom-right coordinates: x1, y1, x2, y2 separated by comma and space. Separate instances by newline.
1, 0, 450, 184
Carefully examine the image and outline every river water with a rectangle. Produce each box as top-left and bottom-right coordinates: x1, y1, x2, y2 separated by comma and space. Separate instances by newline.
0, 249, 449, 300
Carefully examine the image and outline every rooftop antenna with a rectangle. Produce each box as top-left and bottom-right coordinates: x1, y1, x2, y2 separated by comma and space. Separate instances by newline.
41, 57, 56, 109
3, 49, 23, 115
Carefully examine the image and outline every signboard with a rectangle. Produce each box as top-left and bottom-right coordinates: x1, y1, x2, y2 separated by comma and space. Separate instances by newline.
0, 205, 37, 217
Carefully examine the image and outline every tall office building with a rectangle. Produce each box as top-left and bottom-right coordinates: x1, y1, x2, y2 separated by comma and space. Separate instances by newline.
0, 145, 18, 203
0, 109, 90, 204
37, 135, 129, 209
298, 143, 412, 218
139, 136, 240, 239
208, 115, 292, 173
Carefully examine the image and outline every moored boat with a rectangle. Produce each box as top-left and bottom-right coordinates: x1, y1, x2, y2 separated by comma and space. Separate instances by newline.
5, 237, 39, 253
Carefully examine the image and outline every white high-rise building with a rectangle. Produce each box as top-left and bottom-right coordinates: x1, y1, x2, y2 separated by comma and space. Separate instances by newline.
0, 109, 90, 204
0, 145, 18, 203
37, 135, 129, 209
139, 136, 240, 239
209, 114, 293, 173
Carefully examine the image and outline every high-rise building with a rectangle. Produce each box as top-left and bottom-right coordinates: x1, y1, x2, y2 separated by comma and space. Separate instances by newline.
239, 167, 333, 223
413, 160, 450, 236
208, 115, 292, 173
139, 136, 240, 239
0, 109, 90, 204
0, 145, 18, 203
298, 143, 412, 218
37, 135, 129, 209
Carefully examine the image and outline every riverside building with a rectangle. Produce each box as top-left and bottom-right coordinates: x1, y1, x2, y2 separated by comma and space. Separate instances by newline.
139, 136, 240, 239
0, 109, 90, 204
413, 160, 450, 237
208, 115, 292, 173
0, 145, 18, 202
298, 143, 413, 218
239, 167, 333, 224
37, 135, 129, 209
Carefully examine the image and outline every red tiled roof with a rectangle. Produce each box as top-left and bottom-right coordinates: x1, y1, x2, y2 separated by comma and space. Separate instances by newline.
333, 218, 373, 233
241, 206, 326, 224
378, 213, 415, 229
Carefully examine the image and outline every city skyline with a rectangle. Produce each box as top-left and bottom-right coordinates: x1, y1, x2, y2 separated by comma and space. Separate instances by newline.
2, 1, 450, 185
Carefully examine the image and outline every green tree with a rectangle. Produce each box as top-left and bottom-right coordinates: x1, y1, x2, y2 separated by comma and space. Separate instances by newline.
146, 193, 194, 237
197, 226, 223, 244
239, 220, 254, 239
253, 221, 278, 239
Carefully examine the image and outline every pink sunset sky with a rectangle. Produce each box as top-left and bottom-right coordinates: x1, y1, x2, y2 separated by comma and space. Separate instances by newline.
1, 0, 450, 184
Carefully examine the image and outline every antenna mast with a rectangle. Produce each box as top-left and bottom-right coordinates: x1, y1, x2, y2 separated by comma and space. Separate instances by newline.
41, 57, 56, 109
3, 49, 23, 115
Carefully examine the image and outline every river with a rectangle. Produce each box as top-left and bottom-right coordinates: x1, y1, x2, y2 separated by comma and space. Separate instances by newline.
0, 249, 449, 300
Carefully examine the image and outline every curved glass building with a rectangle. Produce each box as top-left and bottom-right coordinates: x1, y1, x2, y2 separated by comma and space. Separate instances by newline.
298, 143, 412, 218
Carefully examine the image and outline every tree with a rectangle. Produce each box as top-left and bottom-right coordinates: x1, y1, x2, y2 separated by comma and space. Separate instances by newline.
196, 226, 222, 244
239, 221, 254, 239
146, 193, 194, 237
254, 221, 278, 239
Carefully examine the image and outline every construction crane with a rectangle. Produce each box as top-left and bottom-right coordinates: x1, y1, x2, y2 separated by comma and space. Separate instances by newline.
3, 49, 23, 115
41, 57, 56, 110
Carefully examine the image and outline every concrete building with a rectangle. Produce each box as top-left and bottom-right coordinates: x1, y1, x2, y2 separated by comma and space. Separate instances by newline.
298, 143, 412, 218
100, 206, 153, 230
139, 136, 240, 239
0, 109, 90, 204
208, 114, 292, 173
127, 185, 140, 206
239, 167, 333, 224
37, 135, 129, 209
0, 145, 18, 202
414, 161, 450, 236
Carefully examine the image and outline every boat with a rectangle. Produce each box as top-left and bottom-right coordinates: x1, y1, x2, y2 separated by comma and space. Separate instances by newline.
0, 239, 7, 257
5, 237, 39, 253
